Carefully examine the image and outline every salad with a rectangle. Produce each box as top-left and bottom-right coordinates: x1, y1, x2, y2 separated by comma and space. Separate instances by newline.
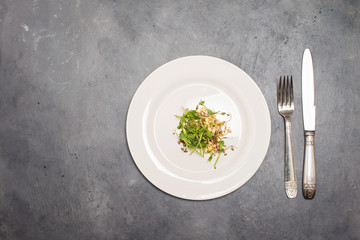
174, 100, 234, 169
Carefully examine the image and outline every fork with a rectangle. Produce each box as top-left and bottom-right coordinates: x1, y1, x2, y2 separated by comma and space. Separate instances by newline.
277, 76, 297, 198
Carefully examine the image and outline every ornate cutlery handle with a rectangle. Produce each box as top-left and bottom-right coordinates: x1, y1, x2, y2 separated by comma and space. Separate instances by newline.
284, 117, 297, 198
303, 131, 316, 199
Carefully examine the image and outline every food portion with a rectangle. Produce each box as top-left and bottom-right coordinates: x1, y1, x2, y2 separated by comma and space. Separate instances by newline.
174, 100, 234, 169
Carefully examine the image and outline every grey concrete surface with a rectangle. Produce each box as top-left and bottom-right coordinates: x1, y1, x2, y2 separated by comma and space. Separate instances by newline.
0, 0, 359, 239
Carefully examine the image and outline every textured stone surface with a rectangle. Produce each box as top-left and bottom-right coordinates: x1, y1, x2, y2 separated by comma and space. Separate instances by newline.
0, 0, 359, 239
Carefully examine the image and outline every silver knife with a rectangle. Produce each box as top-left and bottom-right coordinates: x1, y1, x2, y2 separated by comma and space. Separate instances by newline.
302, 48, 316, 199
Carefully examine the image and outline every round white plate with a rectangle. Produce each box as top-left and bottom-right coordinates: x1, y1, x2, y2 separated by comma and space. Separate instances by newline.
126, 56, 271, 200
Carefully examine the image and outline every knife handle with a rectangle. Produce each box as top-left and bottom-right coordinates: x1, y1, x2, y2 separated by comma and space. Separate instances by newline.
303, 131, 316, 199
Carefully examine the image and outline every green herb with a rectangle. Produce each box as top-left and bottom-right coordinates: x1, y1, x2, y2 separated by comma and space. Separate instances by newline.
174, 100, 234, 169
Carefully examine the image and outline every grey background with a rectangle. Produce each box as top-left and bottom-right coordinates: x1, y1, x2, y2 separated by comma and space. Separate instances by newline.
0, 0, 359, 239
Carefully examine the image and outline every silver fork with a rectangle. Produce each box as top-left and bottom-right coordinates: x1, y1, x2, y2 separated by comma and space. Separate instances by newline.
277, 76, 297, 198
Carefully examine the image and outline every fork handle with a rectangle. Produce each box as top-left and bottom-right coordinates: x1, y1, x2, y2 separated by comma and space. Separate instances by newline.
303, 131, 316, 199
284, 117, 297, 198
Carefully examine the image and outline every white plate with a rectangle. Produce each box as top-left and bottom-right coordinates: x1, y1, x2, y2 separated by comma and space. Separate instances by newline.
126, 56, 271, 200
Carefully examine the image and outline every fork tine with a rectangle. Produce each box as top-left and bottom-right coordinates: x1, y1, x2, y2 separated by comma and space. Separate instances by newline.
286, 76, 290, 105
288, 76, 291, 105
282, 76, 286, 105
278, 76, 282, 105
290, 76, 294, 106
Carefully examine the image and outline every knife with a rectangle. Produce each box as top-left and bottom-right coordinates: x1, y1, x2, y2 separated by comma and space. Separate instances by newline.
302, 48, 316, 199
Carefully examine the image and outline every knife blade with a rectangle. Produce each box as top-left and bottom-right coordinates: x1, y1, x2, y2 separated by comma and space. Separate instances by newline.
302, 48, 316, 199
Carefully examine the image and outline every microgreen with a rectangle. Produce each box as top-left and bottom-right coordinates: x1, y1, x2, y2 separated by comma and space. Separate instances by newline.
174, 100, 234, 169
